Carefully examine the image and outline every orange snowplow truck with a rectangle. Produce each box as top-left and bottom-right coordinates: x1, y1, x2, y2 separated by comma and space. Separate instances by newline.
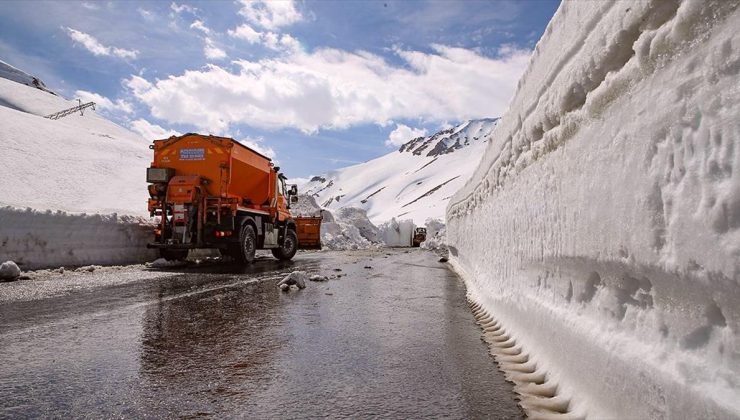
146, 133, 319, 263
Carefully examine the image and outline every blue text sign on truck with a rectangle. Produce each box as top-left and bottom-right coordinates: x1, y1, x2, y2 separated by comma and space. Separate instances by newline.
180, 148, 205, 161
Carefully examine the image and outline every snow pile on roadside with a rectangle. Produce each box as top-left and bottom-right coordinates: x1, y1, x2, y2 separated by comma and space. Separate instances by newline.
0, 260, 21, 281
278, 271, 308, 291
321, 216, 377, 250
292, 194, 381, 250
446, 1, 740, 418
0, 207, 156, 270
146, 258, 187, 268
420, 219, 446, 252
378, 218, 415, 247
334, 207, 381, 243
291, 194, 323, 218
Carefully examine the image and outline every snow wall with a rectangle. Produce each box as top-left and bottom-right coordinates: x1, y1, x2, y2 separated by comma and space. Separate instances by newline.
446, 1, 740, 418
0, 207, 156, 270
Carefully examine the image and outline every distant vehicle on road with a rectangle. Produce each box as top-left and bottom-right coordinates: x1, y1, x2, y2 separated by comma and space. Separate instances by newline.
412, 227, 427, 247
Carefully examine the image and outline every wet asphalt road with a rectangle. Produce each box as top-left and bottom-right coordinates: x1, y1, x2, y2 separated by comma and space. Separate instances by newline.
0, 249, 522, 419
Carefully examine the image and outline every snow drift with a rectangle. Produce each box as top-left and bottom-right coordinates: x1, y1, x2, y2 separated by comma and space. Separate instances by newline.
0, 65, 156, 269
446, 1, 740, 418
0, 207, 155, 270
292, 195, 379, 250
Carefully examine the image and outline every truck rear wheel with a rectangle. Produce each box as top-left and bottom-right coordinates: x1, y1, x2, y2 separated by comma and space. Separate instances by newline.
272, 229, 297, 261
234, 224, 256, 264
160, 248, 188, 261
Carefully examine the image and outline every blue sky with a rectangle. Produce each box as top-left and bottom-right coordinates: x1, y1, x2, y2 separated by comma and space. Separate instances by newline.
0, 0, 559, 180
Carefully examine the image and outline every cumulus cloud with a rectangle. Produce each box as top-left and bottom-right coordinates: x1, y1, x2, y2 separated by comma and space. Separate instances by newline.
237, 0, 302, 30
75, 90, 134, 114
65, 27, 139, 59
190, 20, 211, 34
204, 38, 227, 60
386, 123, 427, 147
125, 44, 530, 134
228, 24, 262, 43
129, 119, 179, 140
228, 25, 301, 53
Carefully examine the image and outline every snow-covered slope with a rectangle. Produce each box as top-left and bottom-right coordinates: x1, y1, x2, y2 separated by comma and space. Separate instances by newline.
0, 63, 155, 269
447, 1, 740, 418
300, 118, 498, 225
0, 60, 55, 96
0, 76, 150, 215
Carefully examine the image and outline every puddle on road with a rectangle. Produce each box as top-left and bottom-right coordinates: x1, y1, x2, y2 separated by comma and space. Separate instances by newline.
0, 250, 522, 418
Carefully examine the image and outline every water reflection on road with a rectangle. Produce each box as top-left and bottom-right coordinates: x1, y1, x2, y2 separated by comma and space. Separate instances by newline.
0, 249, 522, 418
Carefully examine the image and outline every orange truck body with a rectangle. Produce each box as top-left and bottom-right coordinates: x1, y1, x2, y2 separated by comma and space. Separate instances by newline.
295, 215, 323, 250
146, 133, 320, 262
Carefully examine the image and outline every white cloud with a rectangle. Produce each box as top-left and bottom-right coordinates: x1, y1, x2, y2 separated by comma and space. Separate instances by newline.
263, 32, 301, 53
75, 90, 134, 114
65, 27, 139, 59
227, 25, 301, 53
81, 2, 100, 10
129, 119, 180, 140
138, 8, 155, 21
190, 20, 210, 35
237, 0, 302, 30
237, 136, 275, 159
170, 2, 198, 15
125, 44, 530, 134
386, 124, 427, 147
204, 38, 227, 60
228, 24, 262, 43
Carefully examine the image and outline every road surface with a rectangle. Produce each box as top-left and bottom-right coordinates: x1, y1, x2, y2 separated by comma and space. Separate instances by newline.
0, 248, 522, 418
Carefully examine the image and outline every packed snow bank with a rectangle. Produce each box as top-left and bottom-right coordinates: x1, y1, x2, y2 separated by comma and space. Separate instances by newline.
0, 65, 157, 269
378, 218, 415, 247
292, 195, 380, 250
447, 1, 740, 418
420, 219, 446, 252
0, 207, 156, 270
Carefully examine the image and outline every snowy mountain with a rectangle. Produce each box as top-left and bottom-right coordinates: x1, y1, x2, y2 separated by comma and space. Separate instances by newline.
0, 60, 56, 96
298, 118, 499, 225
0, 63, 150, 216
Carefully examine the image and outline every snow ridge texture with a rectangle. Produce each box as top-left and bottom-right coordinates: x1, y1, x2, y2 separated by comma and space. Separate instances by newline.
446, 1, 740, 418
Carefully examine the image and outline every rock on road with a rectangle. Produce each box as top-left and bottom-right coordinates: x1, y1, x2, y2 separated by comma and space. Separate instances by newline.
0, 248, 522, 418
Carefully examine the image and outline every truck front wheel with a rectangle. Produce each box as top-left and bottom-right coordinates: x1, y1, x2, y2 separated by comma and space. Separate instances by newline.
233, 224, 256, 264
272, 229, 297, 261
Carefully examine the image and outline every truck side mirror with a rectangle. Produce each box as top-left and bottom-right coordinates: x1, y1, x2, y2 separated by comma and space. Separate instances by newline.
290, 185, 298, 195
291, 195, 299, 203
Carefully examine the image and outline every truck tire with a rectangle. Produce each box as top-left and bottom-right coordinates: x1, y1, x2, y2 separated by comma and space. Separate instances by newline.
272, 229, 298, 261
160, 248, 188, 261
235, 224, 256, 264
